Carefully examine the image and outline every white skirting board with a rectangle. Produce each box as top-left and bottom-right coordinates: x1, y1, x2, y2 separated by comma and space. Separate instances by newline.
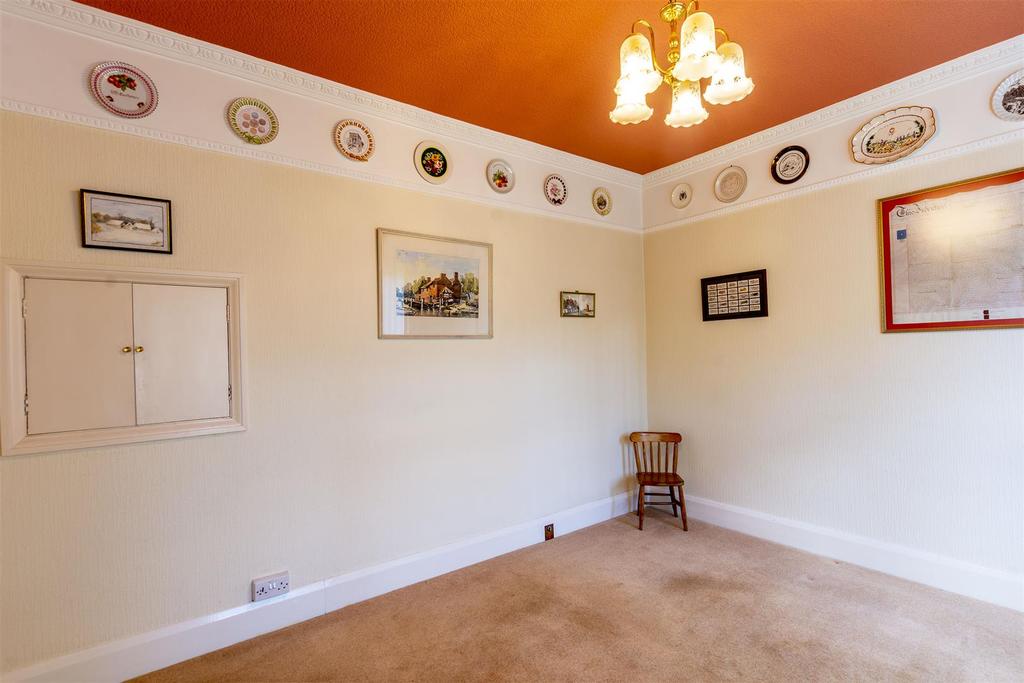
8, 491, 1020, 681
6, 493, 631, 682
685, 495, 1024, 613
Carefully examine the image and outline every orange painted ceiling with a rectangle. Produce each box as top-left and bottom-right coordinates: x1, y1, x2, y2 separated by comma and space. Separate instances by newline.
81, 0, 1024, 174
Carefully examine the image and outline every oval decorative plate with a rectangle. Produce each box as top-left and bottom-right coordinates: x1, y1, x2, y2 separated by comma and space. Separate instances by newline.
771, 145, 810, 184
992, 69, 1024, 121
670, 182, 693, 209
415, 141, 450, 184
485, 159, 515, 193
543, 174, 568, 206
227, 97, 279, 145
334, 119, 374, 161
89, 61, 158, 118
714, 166, 747, 203
592, 187, 612, 216
851, 106, 935, 165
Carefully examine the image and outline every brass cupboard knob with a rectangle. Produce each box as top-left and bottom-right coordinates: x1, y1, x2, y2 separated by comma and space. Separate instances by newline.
135, 346, 144, 353
121, 346, 132, 353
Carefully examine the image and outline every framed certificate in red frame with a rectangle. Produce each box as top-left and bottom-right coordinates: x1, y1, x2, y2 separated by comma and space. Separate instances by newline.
877, 168, 1024, 332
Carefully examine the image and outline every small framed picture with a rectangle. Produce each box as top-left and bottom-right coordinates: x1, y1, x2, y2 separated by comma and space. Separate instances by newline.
560, 291, 595, 318
701, 269, 768, 321
81, 189, 172, 254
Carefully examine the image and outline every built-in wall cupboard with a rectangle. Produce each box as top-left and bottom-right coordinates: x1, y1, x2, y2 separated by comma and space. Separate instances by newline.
1, 263, 246, 455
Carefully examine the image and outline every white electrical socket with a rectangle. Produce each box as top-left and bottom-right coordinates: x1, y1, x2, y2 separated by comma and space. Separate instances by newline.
252, 571, 290, 602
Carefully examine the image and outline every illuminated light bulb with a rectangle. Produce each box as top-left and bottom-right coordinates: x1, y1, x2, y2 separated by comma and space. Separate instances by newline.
609, 76, 654, 124
703, 41, 755, 105
672, 11, 722, 81
664, 80, 708, 128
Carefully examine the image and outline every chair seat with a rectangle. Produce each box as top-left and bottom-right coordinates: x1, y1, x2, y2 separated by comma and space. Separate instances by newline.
636, 472, 684, 486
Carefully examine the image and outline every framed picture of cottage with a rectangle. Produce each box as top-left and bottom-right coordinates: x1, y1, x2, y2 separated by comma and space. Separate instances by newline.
377, 229, 493, 339
81, 189, 172, 253
560, 291, 595, 318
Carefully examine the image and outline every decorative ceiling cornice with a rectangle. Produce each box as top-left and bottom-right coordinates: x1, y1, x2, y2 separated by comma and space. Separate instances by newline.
642, 35, 1024, 186
3, 0, 643, 188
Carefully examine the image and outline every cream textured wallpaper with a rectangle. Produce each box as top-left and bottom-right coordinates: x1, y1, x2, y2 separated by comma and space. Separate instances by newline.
645, 142, 1024, 576
0, 112, 647, 671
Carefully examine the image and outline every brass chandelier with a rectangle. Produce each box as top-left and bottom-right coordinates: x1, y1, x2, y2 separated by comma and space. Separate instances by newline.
610, 1, 754, 128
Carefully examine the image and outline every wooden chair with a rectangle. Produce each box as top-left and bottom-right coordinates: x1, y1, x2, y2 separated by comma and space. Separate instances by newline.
629, 432, 687, 531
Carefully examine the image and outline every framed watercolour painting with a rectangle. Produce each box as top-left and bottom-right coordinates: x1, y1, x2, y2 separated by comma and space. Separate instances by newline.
81, 189, 172, 254
560, 291, 595, 318
877, 168, 1024, 332
377, 229, 492, 339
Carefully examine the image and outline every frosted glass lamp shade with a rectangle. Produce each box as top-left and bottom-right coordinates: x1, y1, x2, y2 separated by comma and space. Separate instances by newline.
703, 41, 755, 105
672, 12, 722, 81
609, 77, 654, 124
617, 33, 662, 95
664, 80, 708, 128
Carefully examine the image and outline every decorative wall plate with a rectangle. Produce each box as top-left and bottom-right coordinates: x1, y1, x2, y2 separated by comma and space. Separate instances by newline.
591, 187, 612, 216
415, 141, 450, 184
227, 97, 279, 145
543, 174, 568, 206
485, 159, 515, 193
770, 145, 810, 184
89, 61, 158, 118
670, 182, 693, 209
714, 166, 747, 203
334, 119, 374, 161
850, 106, 935, 165
992, 69, 1024, 121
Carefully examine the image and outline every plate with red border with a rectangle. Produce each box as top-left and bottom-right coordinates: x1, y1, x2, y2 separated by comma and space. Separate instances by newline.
89, 61, 158, 118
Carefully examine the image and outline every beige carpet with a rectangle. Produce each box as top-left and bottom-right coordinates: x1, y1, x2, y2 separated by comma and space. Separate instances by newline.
136, 512, 1024, 682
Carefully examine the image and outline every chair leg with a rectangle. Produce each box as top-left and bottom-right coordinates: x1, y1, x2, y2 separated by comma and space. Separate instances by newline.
635, 485, 641, 515
638, 485, 645, 530
669, 486, 678, 518
678, 484, 688, 531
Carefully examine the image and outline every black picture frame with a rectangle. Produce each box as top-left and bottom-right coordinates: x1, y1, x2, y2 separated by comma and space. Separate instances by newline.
701, 269, 768, 322
80, 189, 173, 254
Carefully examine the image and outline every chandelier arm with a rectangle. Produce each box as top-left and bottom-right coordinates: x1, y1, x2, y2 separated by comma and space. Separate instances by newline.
631, 19, 672, 76
684, 1, 699, 17
715, 27, 730, 44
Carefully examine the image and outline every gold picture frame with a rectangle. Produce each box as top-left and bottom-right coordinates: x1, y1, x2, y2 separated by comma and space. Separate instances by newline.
377, 229, 493, 339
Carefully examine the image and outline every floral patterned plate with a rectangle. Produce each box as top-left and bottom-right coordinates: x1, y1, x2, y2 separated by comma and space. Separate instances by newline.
592, 187, 612, 216
544, 174, 568, 206
485, 159, 515, 193
227, 97, 279, 145
334, 119, 374, 161
415, 141, 450, 184
89, 61, 158, 118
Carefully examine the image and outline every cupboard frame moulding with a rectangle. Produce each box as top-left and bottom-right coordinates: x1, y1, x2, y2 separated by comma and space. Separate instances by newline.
1, 260, 248, 456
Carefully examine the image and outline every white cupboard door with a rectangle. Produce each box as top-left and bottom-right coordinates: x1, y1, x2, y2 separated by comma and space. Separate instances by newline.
24, 278, 137, 434
132, 284, 230, 425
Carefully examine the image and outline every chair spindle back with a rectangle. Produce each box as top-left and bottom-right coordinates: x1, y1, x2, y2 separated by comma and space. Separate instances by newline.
629, 432, 682, 474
